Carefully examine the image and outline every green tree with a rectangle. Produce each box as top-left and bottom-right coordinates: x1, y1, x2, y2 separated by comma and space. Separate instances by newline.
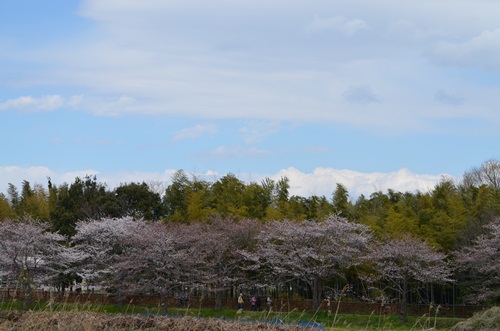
47, 177, 59, 215
242, 182, 271, 220
352, 194, 382, 234
294, 195, 334, 221
332, 183, 351, 217
0, 193, 13, 221
414, 192, 434, 231
7, 183, 20, 215
186, 177, 213, 222
163, 170, 191, 222
50, 175, 111, 236
382, 190, 419, 238
19, 180, 34, 214
211, 173, 246, 218
354, 191, 391, 237
457, 180, 500, 247
287, 195, 307, 220
384, 205, 418, 237
265, 176, 290, 220
115, 182, 163, 220
275, 176, 290, 204
427, 179, 467, 251
18, 181, 50, 221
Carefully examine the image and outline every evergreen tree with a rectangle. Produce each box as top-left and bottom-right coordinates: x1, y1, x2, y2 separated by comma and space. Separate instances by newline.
115, 182, 163, 220
332, 183, 351, 217
7, 183, 20, 215
163, 170, 191, 222
50, 176, 111, 237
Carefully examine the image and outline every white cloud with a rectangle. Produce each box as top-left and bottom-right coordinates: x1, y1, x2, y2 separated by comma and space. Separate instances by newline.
6, 0, 500, 134
173, 124, 217, 141
0, 166, 449, 201
82, 95, 136, 116
387, 20, 429, 41
0, 166, 52, 183
429, 28, 500, 70
0, 95, 79, 112
306, 15, 369, 36
272, 167, 448, 199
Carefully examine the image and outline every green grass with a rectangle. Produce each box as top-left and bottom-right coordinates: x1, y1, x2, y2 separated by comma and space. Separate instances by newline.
0, 301, 465, 330
177, 308, 464, 330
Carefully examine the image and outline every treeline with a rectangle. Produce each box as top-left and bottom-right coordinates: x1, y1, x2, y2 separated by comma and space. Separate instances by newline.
1, 160, 500, 252
1, 215, 499, 319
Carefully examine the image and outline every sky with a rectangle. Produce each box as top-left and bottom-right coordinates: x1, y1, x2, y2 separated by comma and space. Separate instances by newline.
1, 0, 500, 199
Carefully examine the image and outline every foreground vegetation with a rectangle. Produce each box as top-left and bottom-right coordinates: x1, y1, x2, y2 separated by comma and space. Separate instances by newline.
0, 301, 467, 330
0, 302, 465, 331
451, 306, 500, 331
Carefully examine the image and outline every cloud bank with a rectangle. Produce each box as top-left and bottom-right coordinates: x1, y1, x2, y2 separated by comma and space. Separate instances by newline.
0, 166, 450, 201
3, 0, 499, 134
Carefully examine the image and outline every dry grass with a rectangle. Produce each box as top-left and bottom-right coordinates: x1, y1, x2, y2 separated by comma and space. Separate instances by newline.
450, 306, 500, 331
0, 311, 314, 331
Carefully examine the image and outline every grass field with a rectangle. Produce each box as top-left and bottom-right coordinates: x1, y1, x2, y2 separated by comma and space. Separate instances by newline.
0, 300, 466, 330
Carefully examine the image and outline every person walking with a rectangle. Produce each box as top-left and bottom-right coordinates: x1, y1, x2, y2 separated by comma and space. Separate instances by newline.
250, 295, 257, 311
237, 293, 244, 310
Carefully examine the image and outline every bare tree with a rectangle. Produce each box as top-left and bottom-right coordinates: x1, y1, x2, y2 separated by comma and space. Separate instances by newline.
0, 218, 71, 310
454, 217, 500, 303
253, 216, 372, 309
363, 236, 453, 322
462, 158, 500, 190
147, 180, 168, 197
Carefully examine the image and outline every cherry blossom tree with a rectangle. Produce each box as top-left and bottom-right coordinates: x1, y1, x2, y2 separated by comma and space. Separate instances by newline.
363, 236, 453, 322
112, 221, 198, 315
0, 218, 71, 310
252, 216, 372, 309
454, 217, 500, 303
71, 216, 144, 286
193, 218, 261, 310
72, 217, 199, 315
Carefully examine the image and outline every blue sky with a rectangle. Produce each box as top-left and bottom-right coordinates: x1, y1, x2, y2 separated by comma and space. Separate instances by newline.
1, 0, 500, 198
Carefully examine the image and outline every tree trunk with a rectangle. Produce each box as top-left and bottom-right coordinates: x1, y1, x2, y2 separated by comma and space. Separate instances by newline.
215, 290, 223, 311
311, 277, 322, 310
22, 283, 33, 312
399, 279, 408, 323
21, 270, 33, 312
49, 289, 54, 312
117, 290, 124, 308
162, 293, 169, 316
